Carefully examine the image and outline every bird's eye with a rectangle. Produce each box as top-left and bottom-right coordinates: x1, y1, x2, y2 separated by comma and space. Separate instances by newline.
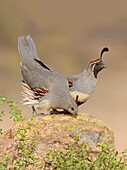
96, 63, 99, 66
71, 107, 74, 111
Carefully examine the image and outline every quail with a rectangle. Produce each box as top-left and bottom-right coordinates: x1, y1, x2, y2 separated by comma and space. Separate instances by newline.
18, 35, 78, 117
67, 47, 109, 106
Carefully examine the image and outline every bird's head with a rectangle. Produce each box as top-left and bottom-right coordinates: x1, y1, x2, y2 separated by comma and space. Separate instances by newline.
66, 95, 78, 118
88, 47, 109, 78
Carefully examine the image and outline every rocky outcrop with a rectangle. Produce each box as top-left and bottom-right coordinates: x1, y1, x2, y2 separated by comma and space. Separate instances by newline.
0, 113, 114, 158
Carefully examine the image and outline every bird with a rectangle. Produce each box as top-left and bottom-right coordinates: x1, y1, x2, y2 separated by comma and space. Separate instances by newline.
18, 35, 78, 117
67, 47, 109, 106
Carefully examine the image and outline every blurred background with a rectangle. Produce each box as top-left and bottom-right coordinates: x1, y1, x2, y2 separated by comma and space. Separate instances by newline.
0, 0, 127, 152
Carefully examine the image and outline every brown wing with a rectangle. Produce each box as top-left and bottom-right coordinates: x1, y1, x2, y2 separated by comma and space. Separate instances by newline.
22, 81, 51, 100
34, 87, 51, 98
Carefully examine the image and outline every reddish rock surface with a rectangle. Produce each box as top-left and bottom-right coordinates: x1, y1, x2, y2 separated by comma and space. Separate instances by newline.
0, 113, 114, 158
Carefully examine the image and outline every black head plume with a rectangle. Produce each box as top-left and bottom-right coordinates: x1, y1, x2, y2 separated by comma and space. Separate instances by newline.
100, 47, 109, 59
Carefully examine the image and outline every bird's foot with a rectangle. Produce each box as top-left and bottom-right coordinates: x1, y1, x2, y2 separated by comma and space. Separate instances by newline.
32, 106, 37, 117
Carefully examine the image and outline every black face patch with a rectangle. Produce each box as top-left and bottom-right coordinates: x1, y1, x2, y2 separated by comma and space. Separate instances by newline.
92, 60, 105, 78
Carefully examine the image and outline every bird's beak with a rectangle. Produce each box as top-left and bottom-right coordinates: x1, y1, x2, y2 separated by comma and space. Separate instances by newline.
103, 65, 107, 68
74, 113, 78, 118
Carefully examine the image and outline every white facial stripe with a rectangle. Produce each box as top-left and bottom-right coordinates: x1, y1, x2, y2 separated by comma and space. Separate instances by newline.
89, 59, 100, 66
92, 64, 95, 76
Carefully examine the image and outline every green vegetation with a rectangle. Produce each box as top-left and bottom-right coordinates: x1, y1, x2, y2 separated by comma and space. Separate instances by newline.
44, 141, 127, 169
0, 96, 42, 169
0, 96, 127, 169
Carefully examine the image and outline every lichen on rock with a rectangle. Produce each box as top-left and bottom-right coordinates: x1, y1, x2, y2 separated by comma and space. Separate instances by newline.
0, 112, 114, 158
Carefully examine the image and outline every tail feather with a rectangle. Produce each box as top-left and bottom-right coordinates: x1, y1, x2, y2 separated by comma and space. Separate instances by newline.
27, 35, 39, 59
18, 35, 39, 62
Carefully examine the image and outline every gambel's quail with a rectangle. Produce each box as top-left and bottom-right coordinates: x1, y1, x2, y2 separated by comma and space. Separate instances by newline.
67, 47, 109, 106
18, 35, 78, 117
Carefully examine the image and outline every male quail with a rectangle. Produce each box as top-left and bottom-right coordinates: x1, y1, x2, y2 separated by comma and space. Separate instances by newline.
67, 47, 109, 106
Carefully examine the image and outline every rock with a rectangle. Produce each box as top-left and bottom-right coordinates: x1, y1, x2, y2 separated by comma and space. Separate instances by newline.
0, 113, 114, 158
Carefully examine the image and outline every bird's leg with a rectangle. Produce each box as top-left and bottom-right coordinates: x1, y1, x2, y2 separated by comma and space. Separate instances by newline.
32, 106, 37, 117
